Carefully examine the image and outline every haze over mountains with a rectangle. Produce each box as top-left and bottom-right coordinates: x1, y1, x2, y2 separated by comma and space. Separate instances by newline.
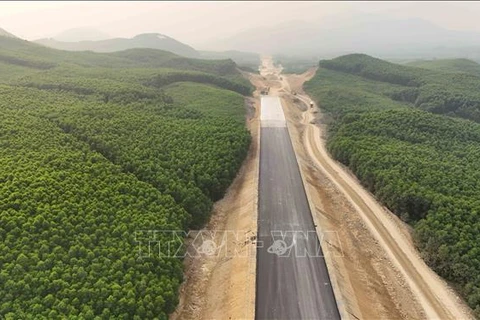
6, 10, 480, 63
28, 27, 260, 66
52, 27, 112, 42
35, 33, 200, 58
205, 14, 480, 61
0, 27, 17, 38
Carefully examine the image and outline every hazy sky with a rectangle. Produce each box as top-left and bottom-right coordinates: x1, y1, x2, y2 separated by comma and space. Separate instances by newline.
2, 1, 480, 46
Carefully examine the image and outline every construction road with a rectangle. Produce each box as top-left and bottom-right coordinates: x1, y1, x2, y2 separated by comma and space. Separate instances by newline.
255, 96, 340, 320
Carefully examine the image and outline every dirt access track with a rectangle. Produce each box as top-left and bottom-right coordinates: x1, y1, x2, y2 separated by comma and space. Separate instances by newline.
271, 56, 474, 320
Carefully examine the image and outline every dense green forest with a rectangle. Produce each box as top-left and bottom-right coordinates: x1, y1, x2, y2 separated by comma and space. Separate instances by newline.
319, 54, 480, 122
406, 58, 480, 77
0, 36, 252, 318
199, 50, 260, 72
305, 54, 480, 317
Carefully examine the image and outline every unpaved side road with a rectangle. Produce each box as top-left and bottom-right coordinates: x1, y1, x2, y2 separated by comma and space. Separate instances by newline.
282, 65, 474, 320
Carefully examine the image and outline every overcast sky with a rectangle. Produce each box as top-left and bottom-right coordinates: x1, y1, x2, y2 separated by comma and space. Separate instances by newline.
2, 1, 480, 46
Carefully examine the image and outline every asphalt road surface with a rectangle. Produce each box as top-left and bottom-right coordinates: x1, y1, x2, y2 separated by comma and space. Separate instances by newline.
256, 96, 340, 320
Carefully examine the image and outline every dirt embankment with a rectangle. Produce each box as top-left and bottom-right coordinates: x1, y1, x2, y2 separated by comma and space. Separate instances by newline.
282, 65, 473, 320
170, 74, 261, 320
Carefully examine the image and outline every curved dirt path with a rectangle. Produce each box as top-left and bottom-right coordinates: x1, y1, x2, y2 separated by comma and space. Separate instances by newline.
290, 69, 473, 320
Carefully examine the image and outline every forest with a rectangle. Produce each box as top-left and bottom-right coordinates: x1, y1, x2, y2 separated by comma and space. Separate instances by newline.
306, 55, 480, 317
319, 54, 480, 123
0, 35, 251, 318
406, 58, 480, 78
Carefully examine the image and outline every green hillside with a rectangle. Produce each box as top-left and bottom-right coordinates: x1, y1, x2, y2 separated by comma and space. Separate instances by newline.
319, 54, 480, 122
406, 58, 480, 77
0, 35, 252, 318
200, 50, 260, 71
306, 54, 480, 317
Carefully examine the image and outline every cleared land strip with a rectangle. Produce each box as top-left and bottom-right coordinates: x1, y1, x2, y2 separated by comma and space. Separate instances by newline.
256, 96, 340, 320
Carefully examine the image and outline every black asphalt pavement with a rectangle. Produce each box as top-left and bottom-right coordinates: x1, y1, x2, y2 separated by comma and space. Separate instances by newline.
255, 125, 341, 320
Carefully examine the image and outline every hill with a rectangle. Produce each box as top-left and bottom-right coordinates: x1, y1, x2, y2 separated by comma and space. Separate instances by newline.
319, 53, 480, 122
406, 58, 480, 77
0, 27, 17, 38
35, 33, 200, 58
305, 54, 480, 317
0, 35, 251, 318
199, 50, 260, 70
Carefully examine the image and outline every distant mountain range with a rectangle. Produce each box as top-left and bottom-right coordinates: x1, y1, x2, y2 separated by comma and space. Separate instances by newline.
9, 13, 480, 63
0, 27, 17, 39
35, 33, 200, 58
202, 15, 480, 61
0, 26, 257, 63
